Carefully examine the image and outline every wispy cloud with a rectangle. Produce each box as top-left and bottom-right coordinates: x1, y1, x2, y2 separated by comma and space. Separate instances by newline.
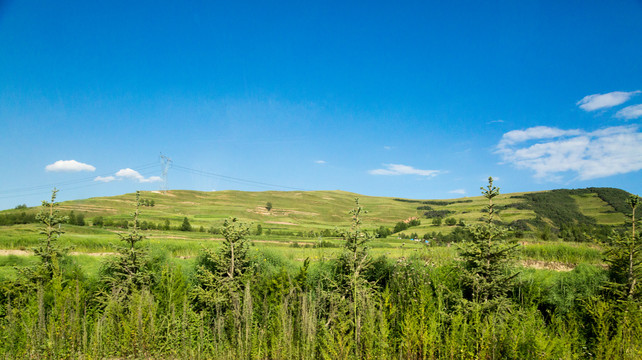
487, 119, 505, 124
577, 90, 640, 111
314, 160, 326, 164
449, 189, 466, 195
616, 104, 642, 120
115, 168, 162, 183
369, 164, 441, 177
496, 125, 642, 180
383, 146, 393, 150
94, 176, 116, 183
94, 168, 161, 183
498, 126, 583, 147
46, 160, 96, 172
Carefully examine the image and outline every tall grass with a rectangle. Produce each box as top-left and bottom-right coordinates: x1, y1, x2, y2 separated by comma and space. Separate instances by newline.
521, 241, 603, 264
0, 253, 639, 359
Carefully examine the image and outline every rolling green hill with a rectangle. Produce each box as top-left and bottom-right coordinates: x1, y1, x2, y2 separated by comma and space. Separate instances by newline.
0, 187, 634, 279
0, 187, 634, 237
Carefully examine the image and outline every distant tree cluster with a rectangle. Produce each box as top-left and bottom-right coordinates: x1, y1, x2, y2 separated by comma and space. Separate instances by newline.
92, 216, 182, 231
392, 198, 473, 205
91, 217, 129, 229
416, 205, 434, 211
67, 211, 86, 226
517, 190, 596, 229
0, 211, 37, 226
444, 217, 458, 226
140, 198, 155, 207
422, 226, 472, 244
392, 218, 421, 234
421, 199, 473, 206
423, 209, 453, 219
375, 225, 392, 238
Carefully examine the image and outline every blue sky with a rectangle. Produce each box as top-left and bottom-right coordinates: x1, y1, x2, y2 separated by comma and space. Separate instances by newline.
1, 0, 641, 210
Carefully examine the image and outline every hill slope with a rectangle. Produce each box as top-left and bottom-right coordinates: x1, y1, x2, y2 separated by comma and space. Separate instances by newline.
0, 188, 633, 237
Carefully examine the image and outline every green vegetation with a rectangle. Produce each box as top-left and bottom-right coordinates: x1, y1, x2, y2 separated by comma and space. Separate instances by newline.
458, 177, 519, 310
0, 186, 641, 358
517, 189, 596, 228
604, 195, 642, 301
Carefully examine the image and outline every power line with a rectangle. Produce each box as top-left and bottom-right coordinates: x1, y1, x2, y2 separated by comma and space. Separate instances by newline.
0, 163, 160, 198
1, 161, 312, 202
172, 164, 311, 191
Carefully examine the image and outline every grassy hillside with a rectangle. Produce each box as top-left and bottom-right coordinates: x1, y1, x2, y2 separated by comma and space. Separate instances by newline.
0, 187, 633, 234
0, 186, 633, 284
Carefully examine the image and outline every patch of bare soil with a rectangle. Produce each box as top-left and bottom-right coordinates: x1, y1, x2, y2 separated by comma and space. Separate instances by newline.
247, 206, 319, 217
151, 191, 176, 197
265, 221, 297, 226
0, 250, 30, 256
58, 204, 118, 213
148, 235, 191, 240
0, 250, 117, 257
106, 230, 127, 234
521, 260, 575, 272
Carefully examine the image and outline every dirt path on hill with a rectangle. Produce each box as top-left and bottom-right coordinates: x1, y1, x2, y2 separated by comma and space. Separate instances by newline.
0, 249, 30, 256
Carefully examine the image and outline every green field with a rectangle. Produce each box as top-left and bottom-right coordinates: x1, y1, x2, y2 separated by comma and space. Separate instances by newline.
0, 187, 629, 279
0, 187, 639, 359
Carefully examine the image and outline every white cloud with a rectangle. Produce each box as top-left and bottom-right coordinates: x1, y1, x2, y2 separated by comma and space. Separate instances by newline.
577, 90, 640, 111
315, 160, 326, 164
449, 189, 466, 195
94, 176, 116, 183
114, 168, 162, 183
498, 126, 583, 148
496, 125, 642, 180
369, 164, 441, 177
616, 104, 642, 120
487, 119, 505, 124
45, 160, 96, 172
383, 146, 392, 150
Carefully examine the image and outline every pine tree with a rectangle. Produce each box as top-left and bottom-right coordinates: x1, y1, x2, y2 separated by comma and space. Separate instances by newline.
30, 189, 69, 282
458, 177, 519, 310
180, 217, 192, 231
192, 218, 252, 309
334, 198, 375, 357
604, 195, 641, 301
99, 191, 152, 299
